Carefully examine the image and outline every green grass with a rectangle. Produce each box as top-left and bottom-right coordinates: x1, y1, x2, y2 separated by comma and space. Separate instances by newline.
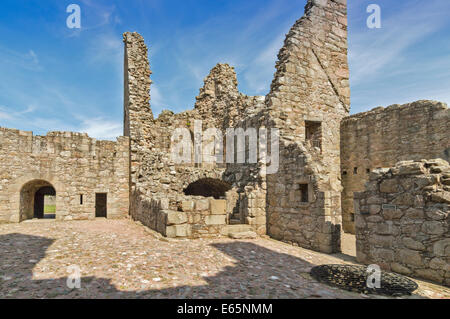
44, 205, 56, 214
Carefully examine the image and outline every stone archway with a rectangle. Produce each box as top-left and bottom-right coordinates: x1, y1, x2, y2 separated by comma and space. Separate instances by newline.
183, 178, 231, 199
20, 180, 56, 221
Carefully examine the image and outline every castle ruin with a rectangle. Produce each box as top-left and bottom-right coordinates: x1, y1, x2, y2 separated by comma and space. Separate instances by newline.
0, 0, 448, 286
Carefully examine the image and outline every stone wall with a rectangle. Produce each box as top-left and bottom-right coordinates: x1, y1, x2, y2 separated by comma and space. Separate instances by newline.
264, 0, 349, 253
131, 192, 243, 239
342, 100, 450, 233
355, 159, 450, 286
123, 32, 153, 202
0, 128, 129, 222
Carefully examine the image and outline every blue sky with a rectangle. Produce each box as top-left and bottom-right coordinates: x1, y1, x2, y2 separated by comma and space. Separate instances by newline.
0, 0, 449, 139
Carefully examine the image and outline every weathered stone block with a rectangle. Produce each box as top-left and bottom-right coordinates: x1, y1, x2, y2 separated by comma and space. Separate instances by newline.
312, 0, 327, 7
367, 196, 384, 205
392, 162, 426, 176
431, 191, 450, 204
205, 215, 226, 225
380, 179, 399, 193
433, 239, 450, 257
425, 207, 448, 220
404, 208, 424, 220
165, 224, 191, 238
369, 235, 394, 248
369, 204, 381, 215
246, 215, 266, 226
415, 269, 443, 283
391, 263, 412, 275
229, 231, 257, 239
382, 207, 404, 219
376, 223, 394, 235
210, 199, 226, 215
354, 216, 366, 228
402, 237, 425, 251
165, 210, 188, 225
374, 248, 394, 262
196, 199, 210, 211
392, 193, 415, 206
429, 258, 449, 271
399, 249, 423, 267
421, 221, 445, 236
181, 200, 194, 212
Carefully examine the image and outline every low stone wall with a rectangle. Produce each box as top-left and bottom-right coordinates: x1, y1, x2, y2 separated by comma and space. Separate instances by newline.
131, 194, 230, 239
178, 197, 228, 238
355, 159, 450, 286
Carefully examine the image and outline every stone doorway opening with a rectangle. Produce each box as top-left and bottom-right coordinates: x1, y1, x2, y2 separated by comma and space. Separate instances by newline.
20, 180, 56, 221
95, 193, 107, 218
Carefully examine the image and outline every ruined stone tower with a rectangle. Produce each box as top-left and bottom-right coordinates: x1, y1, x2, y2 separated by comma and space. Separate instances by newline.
264, 0, 350, 253
123, 32, 153, 196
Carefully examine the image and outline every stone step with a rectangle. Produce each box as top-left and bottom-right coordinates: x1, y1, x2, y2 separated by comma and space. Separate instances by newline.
221, 224, 254, 236
229, 231, 257, 239
229, 218, 242, 225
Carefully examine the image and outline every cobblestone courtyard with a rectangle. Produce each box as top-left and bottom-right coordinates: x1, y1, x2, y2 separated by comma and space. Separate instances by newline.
0, 219, 448, 299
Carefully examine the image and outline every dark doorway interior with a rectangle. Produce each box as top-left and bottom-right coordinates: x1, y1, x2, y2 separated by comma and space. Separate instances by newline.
34, 186, 56, 219
95, 193, 107, 218
183, 178, 232, 199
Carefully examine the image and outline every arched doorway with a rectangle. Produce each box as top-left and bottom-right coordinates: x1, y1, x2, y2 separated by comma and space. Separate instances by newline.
183, 178, 231, 199
20, 180, 56, 221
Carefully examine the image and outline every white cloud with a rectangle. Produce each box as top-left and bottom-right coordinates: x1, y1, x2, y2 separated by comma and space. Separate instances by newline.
0, 47, 42, 71
64, 0, 121, 37
243, 34, 284, 94
78, 118, 123, 140
348, 0, 450, 112
349, 0, 450, 83
86, 33, 123, 66
0, 107, 11, 120
0, 104, 35, 120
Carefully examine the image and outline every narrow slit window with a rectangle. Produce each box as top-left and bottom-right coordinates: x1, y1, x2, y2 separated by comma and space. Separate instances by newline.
80, 194, 83, 205
299, 184, 309, 203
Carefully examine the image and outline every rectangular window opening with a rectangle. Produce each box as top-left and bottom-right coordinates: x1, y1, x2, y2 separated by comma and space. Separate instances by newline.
80, 194, 83, 205
299, 184, 309, 203
354, 167, 358, 174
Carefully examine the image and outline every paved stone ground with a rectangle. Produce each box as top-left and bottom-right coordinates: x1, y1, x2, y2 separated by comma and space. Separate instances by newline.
0, 219, 448, 299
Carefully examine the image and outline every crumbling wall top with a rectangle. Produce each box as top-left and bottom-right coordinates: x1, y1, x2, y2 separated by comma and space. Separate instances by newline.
343, 100, 449, 123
